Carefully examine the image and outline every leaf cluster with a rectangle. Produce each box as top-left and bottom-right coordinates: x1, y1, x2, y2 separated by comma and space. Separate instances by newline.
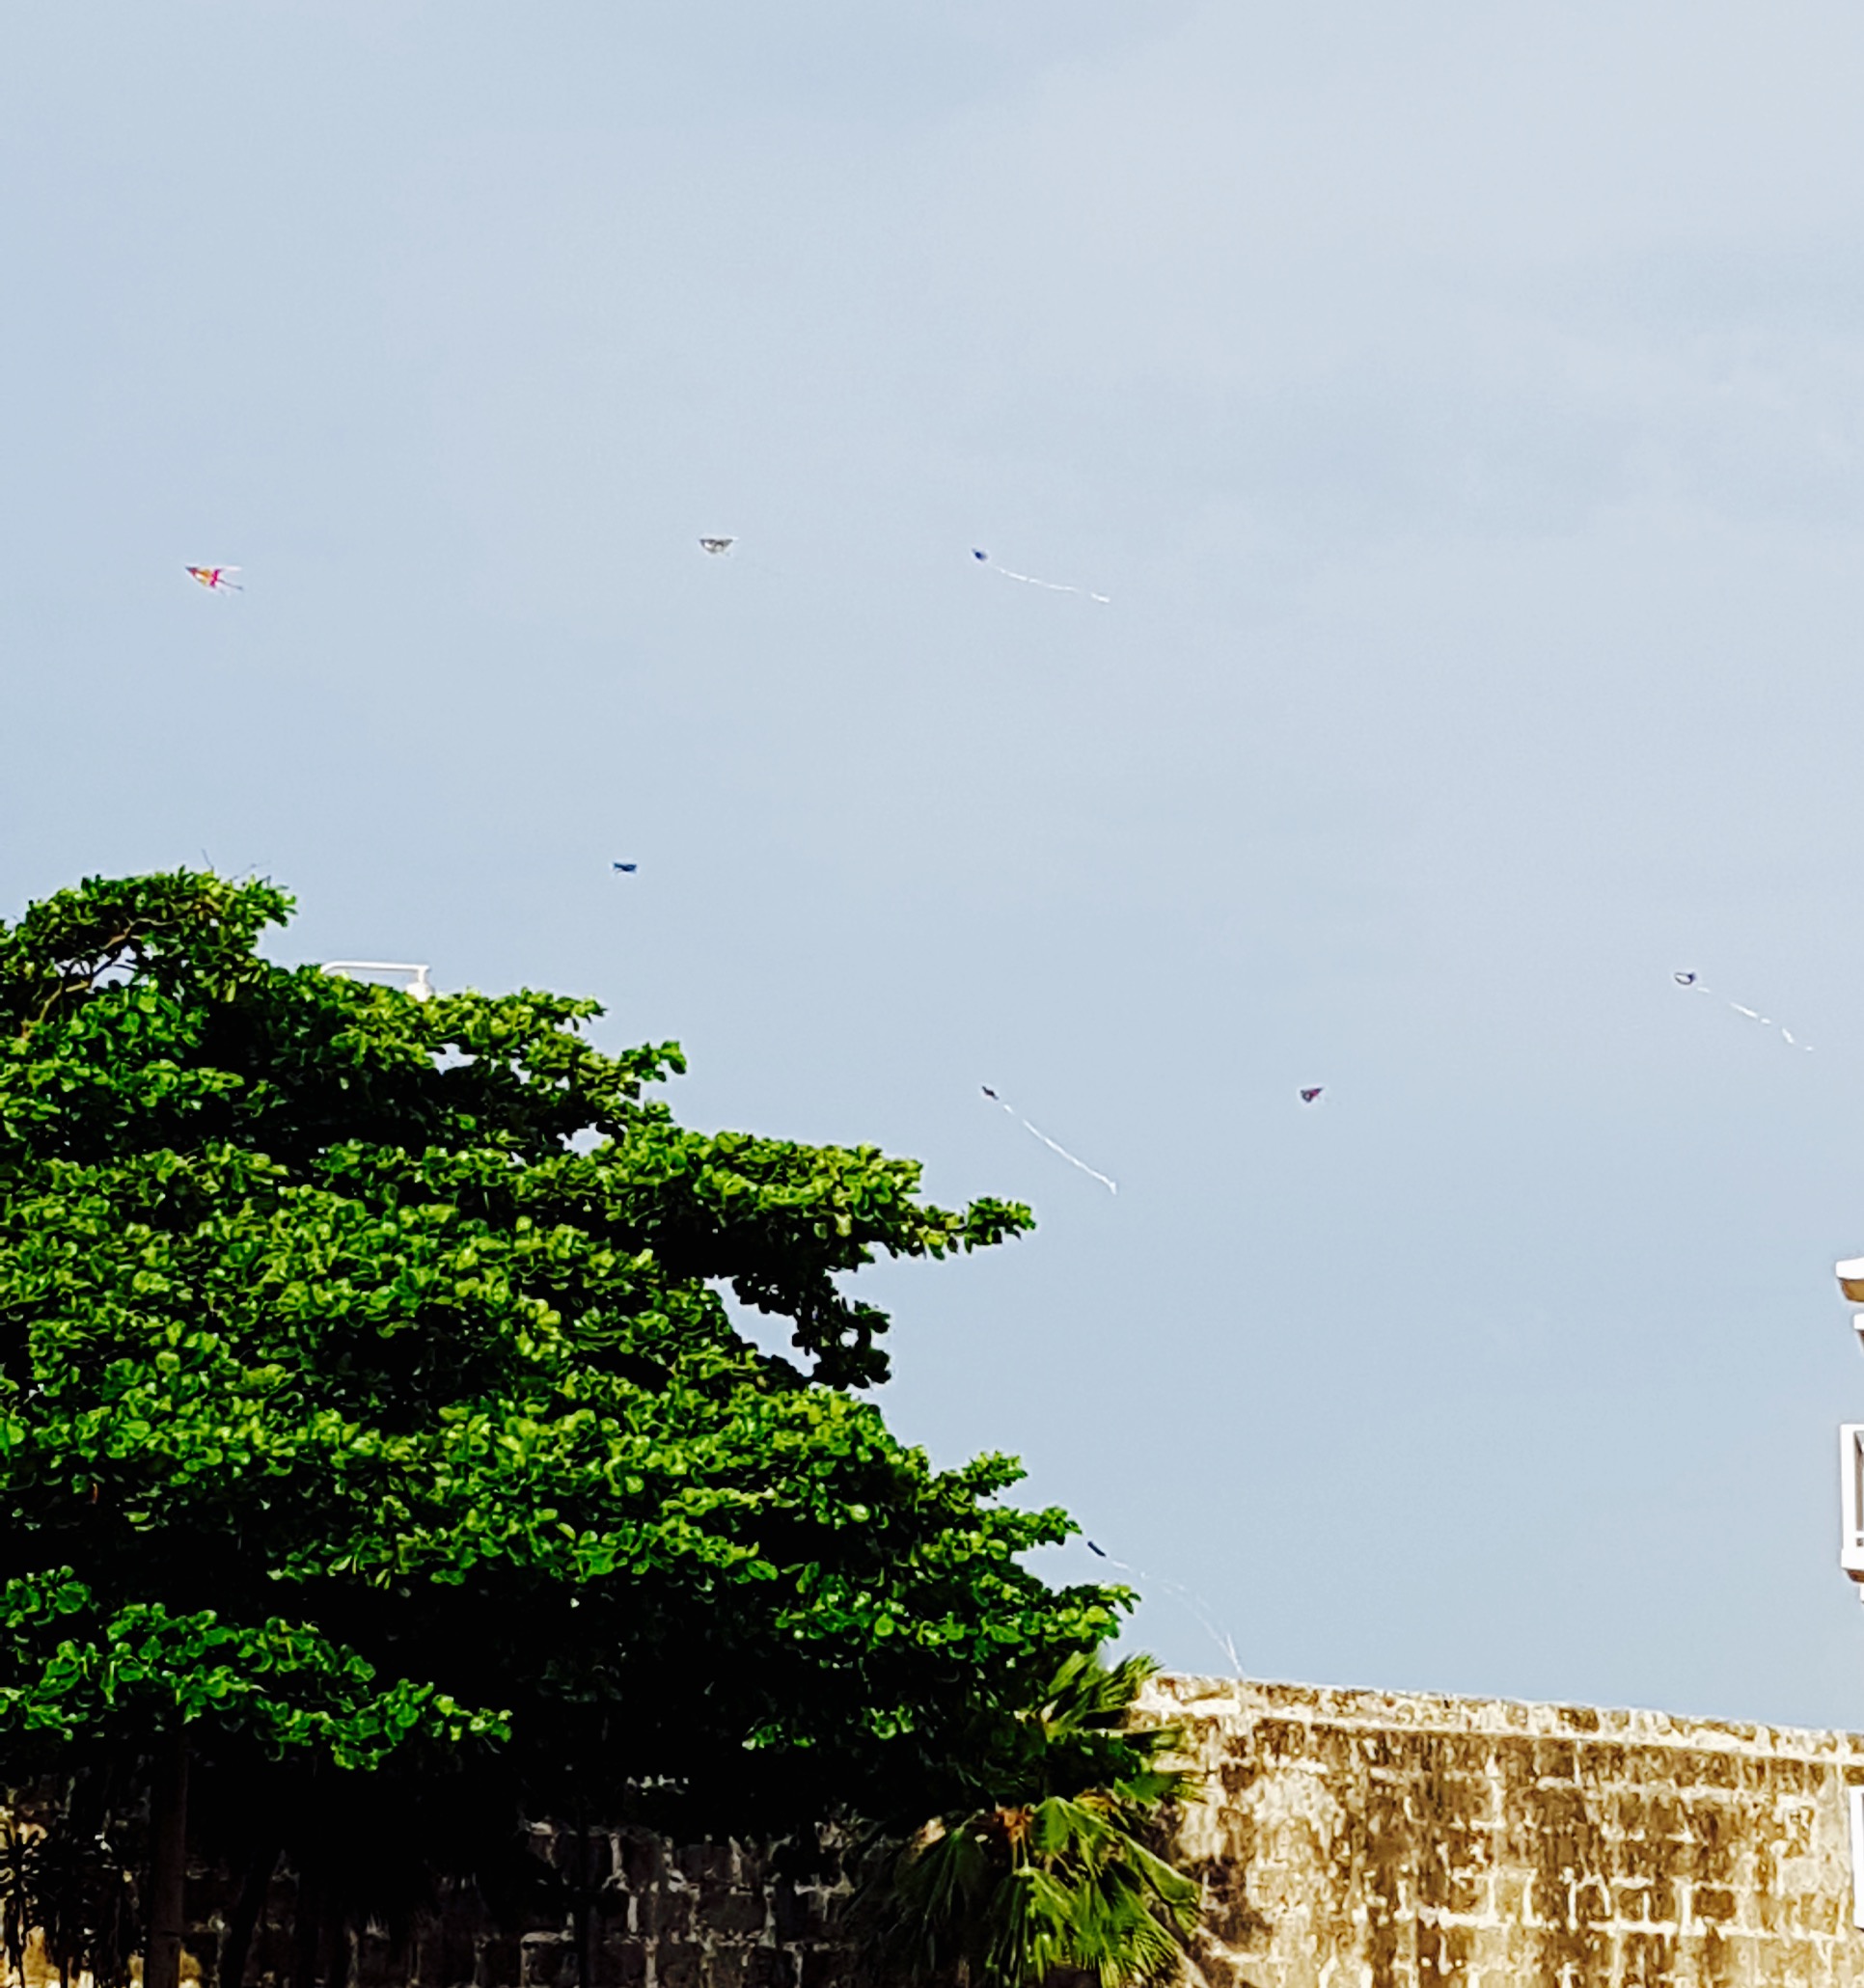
856, 1654, 1201, 1988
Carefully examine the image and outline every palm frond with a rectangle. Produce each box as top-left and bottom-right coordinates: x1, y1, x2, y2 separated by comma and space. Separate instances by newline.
856, 1652, 1204, 1988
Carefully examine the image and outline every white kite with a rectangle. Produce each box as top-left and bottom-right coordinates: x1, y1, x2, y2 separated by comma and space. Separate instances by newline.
971, 547, 1109, 604
699, 537, 735, 556
979, 1085, 1116, 1193
1673, 971, 1813, 1050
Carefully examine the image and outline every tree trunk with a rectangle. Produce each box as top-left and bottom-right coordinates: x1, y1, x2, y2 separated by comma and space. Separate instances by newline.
572, 1794, 593, 1988
218, 1836, 281, 1988
145, 1727, 190, 1988
289, 1862, 323, 1988
574, 1843, 595, 1988
320, 1898, 349, 1988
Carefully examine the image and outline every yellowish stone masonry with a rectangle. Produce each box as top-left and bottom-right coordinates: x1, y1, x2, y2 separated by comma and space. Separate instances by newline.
36, 1674, 1864, 1988
1146, 1675, 1864, 1988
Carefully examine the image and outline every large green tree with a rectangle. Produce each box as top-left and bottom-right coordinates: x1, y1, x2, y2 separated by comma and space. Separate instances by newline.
0, 872, 1141, 1988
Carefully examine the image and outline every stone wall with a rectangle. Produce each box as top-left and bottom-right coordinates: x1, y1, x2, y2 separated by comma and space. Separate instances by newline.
204, 1831, 852, 1988
1147, 1675, 1864, 1988
153, 1676, 1864, 1988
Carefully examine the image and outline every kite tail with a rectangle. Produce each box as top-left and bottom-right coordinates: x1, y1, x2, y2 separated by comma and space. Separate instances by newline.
1020, 1117, 1117, 1193
1675, 975, 1813, 1050
1727, 997, 1813, 1048
986, 1092, 1116, 1193
986, 564, 1110, 604
1091, 1546, 1241, 1679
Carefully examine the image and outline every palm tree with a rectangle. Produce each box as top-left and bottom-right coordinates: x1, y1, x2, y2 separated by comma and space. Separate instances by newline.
857, 1653, 1202, 1988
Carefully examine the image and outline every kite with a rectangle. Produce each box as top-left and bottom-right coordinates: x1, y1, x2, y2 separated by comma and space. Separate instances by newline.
185, 565, 241, 593
1300, 1087, 1324, 1104
613, 862, 638, 873
1673, 971, 1813, 1049
980, 1084, 1117, 1194
699, 537, 735, 556
971, 547, 1110, 604
1084, 1539, 1241, 1679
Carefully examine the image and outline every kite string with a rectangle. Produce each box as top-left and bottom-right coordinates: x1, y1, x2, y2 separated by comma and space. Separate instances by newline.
985, 1091, 1117, 1194
1089, 1543, 1242, 1681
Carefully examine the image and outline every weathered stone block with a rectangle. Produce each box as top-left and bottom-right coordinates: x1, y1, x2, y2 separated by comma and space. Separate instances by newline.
618, 1835, 665, 1892
477, 1935, 522, 1988
355, 1928, 400, 1988
700, 1893, 768, 1941
521, 1937, 572, 1988
589, 1938, 646, 1988
703, 1949, 748, 1988
658, 1892, 696, 1940
770, 1889, 824, 1945
743, 1949, 797, 1988
676, 1845, 732, 1887
796, 1950, 841, 1988
657, 1945, 700, 1988
418, 1919, 480, 1988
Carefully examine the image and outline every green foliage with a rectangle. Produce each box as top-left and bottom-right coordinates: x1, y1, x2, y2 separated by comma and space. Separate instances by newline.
0, 870, 1129, 1858
857, 1654, 1201, 1988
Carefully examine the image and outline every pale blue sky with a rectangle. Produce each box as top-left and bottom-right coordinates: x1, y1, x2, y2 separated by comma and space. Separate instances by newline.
10, 0, 1864, 1728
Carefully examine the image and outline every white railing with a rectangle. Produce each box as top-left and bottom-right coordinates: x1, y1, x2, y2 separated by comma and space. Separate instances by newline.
320, 961, 434, 1001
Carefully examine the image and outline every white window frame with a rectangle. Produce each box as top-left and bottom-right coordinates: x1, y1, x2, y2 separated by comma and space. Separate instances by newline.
1839, 1427, 1864, 1583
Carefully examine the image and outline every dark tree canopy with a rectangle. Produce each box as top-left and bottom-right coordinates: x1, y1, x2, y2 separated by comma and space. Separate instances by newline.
0, 871, 1131, 1894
